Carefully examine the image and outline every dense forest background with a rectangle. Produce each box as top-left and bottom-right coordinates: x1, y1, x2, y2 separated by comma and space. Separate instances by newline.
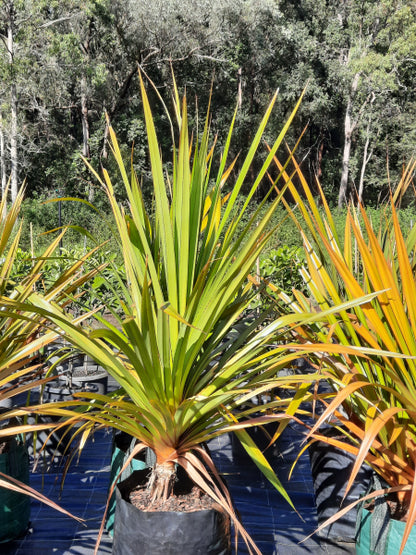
1, 0, 416, 231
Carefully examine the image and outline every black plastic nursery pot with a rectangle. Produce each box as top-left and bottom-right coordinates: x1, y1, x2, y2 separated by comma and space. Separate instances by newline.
356, 505, 416, 555
308, 427, 373, 542
42, 365, 108, 403
0, 436, 30, 543
48, 365, 109, 398
112, 468, 231, 555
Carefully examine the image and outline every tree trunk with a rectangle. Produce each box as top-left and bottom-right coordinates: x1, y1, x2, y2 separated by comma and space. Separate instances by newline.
358, 94, 376, 204
358, 128, 372, 204
338, 72, 360, 207
338, 122, 352, 207
10, 83, 18, 203
101, 116, 109, 160
0, 113, 6, 199
237, 67, 242, 108
80, 78, 90, 160
316, 138, 324, 180
7, 9, 18, 203
80, 76, 94, 203
79, 17, 94, 203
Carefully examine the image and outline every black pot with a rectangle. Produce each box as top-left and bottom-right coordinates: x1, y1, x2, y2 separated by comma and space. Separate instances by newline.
43, 367, 108, 401
308, 427, 373, 542
29, 369, 108, 458
42, 339, 71, 367
112, 469, 231, 555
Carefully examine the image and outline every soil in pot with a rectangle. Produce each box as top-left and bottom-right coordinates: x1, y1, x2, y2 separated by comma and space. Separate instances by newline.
112, 467, 231, 555
308, 427, 373, 542
0, 436, 30, 542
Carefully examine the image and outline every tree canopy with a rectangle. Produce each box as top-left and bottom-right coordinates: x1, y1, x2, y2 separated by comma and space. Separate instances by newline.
0, 0, 415, 208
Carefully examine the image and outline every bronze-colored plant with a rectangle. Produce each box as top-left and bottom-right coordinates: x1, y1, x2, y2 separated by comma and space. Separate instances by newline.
271, 157, 416, 554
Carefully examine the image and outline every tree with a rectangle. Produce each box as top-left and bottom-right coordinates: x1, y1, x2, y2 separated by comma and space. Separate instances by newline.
1, 0, 415, 210
0, 0, 76, 201
0, 1, 19, 201
332, 1, 416, 206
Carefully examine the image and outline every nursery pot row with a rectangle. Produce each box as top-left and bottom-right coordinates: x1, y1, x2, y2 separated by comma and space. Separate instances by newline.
29, 367, 109, 457
42, 366, 108, 402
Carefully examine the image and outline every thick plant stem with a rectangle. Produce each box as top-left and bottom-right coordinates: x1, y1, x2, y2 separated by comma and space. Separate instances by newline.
148, 462, 176, 503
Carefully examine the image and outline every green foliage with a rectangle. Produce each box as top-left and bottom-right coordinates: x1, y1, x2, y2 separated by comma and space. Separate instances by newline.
260, 246, 305, 295
9, 246, 125, 316
234, 200, 304, 254
19, 192, 117, 255
3, 77, 334, 554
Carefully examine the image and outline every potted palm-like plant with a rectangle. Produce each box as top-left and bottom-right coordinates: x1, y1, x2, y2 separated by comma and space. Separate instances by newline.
0, 186, 99, 540
0, 75, 350, 554
271, 157, 416, 555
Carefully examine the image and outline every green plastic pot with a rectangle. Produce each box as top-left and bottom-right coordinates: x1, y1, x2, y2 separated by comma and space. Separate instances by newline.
0, 436, 30, 543
106, 432, 147, 536
356, 507, 416, 555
